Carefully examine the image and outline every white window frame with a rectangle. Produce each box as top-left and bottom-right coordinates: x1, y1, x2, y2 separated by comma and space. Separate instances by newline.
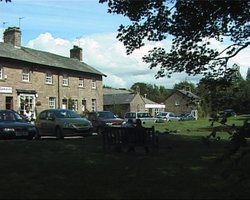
45, 71, 53, 84
0, 66, 3, 80
62, 74, 68, 86
91, 99, 96, 111
91, 79, 96, 89
48, 97, 56, 109
78, 77, 84, 87
72, 99, 78, 111
22, 68, 30, 82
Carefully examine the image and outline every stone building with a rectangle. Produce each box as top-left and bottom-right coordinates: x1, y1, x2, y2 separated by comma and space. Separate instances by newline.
103, 88, 165, 117
0, 27, 105, 118
164, 89, 200, 118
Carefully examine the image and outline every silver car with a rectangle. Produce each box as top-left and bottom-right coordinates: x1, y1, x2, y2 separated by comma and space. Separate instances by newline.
156, 112, 180, 122
35, 109, 93, 139
124, 112, 158, 124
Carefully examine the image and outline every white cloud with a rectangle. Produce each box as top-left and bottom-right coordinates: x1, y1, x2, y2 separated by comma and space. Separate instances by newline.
27, 32, 71, 57
1, 29, 249, 89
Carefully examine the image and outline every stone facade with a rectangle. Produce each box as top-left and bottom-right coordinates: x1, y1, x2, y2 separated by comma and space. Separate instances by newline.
103, 88, 165, 117
164, 90, 199, 115
0, 27, 104, 118
0, 59, 103, 118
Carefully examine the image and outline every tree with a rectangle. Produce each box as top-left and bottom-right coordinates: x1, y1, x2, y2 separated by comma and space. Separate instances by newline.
246, 67, 250, 81
173, 81, 195, 92
99, 0, 250, 81
130, 82, 171, 103
0, 0, 11, 2
196, 64, 244, 114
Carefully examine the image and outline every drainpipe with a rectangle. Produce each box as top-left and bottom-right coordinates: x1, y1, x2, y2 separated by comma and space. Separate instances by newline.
58, 72, 60, 108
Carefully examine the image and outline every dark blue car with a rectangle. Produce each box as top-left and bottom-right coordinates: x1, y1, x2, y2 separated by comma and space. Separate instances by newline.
0, 110, 37, 140
179, 113, 195, 121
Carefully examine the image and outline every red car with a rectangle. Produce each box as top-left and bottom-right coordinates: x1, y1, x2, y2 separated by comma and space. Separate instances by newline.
86, 111, 125, 134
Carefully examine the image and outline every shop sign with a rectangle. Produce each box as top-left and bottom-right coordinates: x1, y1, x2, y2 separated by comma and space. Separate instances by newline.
0, 86, 12, 94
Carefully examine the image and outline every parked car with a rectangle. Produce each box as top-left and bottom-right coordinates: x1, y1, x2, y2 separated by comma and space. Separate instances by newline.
219, 109, 236, 117
179, 113, 195, 121
155, 112, 180, 122
86, 111, 125, 133
124, 112, 158, 124
35, 109, 93, 139
0, 109, 37, 140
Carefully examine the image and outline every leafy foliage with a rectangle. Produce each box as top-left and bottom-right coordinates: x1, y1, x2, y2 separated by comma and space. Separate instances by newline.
100, 0, 250, 80
173, 81, 195, 92
246, 67, 250, 80
130, 82, 171, 103
196, 64, 248, 114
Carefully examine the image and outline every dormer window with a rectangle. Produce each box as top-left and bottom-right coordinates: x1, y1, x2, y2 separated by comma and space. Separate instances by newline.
22, 68, 30, 82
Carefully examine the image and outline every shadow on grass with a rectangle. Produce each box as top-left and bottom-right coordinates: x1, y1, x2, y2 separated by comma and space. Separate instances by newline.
0, 129, 250, 199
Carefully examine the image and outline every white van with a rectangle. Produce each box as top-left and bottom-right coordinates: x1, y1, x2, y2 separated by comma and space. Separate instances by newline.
124, 112, 158, 124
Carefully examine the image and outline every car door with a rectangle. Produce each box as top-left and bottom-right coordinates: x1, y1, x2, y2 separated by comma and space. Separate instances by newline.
44, 110, 57, 135
36, 110, 48, 135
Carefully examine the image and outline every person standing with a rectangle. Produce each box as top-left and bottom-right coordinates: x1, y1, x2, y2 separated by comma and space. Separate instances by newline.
24, 107, 33, 122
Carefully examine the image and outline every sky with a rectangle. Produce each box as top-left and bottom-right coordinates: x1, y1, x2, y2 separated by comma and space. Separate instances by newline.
0, 0, 249, 89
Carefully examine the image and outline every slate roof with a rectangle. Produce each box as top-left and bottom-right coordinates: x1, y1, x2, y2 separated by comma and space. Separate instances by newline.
103, 93, 136, 105
103, 88, 163, 106
0, 42, 105, 76
177, 89, 200, 99
103, 88, 132, 95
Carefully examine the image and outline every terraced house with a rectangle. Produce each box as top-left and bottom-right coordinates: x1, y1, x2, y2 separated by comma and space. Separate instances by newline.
0, 27, 105, 118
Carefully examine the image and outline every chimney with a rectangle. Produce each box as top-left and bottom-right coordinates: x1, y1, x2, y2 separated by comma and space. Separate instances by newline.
70, 45, 82, 61
3, 27, 21, 47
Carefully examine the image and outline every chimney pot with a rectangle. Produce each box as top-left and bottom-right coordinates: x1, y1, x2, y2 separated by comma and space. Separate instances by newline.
70, 45, 83, 61
3, 27, 21, 47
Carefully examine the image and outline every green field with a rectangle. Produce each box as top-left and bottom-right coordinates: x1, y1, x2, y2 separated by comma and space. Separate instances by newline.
0, 115, 250, 199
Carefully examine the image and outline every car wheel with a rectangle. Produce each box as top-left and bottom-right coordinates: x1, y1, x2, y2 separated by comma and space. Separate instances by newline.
55, 127, 64, 139
34, 129, 41, 140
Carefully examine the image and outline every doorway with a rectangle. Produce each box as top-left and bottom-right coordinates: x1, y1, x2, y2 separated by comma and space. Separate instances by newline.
5, 96, 13, 110
19, 94, 36, 117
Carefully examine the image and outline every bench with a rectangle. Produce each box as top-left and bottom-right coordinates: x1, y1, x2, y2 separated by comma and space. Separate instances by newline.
101, 126, 158, 153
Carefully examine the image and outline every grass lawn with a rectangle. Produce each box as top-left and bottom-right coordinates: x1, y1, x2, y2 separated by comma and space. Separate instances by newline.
0, 115, 250, 199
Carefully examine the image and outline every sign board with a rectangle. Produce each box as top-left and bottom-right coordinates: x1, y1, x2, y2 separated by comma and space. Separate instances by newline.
0, 86, 12, 94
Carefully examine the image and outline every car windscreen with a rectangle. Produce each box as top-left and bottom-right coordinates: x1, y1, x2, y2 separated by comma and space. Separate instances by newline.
0, 111, 23, 122
54, 110, 80, 118
137, 113, 151, 118
97, 112, 115, 119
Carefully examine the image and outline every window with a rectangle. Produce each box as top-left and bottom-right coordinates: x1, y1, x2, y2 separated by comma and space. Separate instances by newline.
91, 99, 96, 111
0, 66, 3, 79
62, 74, 68, 86
19, 94, 35, 116
48, 97, 56, 109
78, 77, 84, 87
62, 98, 68, 109
72, 99, 78, 111
82, 99, 87, 112
22, 68, 30, 82
91, 79, 96, 89
45, 71, 53, 84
